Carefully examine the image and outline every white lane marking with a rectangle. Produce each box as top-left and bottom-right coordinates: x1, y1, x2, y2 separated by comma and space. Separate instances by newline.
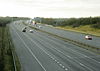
85, 56, 100, 63
10, 26, 25, 71
65, 68, 68, 70
38, 35, 99, 70
79, 63, 94, 71
57, 62, 60, 64
84, 55, 88, 57
67, 55, 72, 58
32, 33, 95, 71
82, 54, 100, 64
14, 29, 47, 71
55, 60, 57, 62
13, 25, 70, 71
28, 24, 99, 71
80, 63, 85, 66
22, 31, 68, 71
52, 57, 55, 60
66, 48, 100, 63
26, 28, 96, 71
41, 34, 100, 63
62, 66, 65, 68
54, 46, 94, 71
50, 56, 53, 59
59, 64, 62, 66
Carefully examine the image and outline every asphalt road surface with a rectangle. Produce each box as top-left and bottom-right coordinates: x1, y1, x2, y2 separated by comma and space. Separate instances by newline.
9, 22, 100, 71
35, 24, 100, 48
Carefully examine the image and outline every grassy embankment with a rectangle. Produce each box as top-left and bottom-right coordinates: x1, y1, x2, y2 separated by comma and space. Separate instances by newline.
56, 25, 100, 37
0, 26, 21, 71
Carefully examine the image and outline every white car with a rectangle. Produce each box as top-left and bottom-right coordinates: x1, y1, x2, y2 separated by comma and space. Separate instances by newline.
38, 26, 42, 28
29, 30, 34, 33
85, 35, 92, 40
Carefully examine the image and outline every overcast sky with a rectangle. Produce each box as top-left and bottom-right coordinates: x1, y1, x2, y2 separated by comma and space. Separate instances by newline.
0, 0, 100, 18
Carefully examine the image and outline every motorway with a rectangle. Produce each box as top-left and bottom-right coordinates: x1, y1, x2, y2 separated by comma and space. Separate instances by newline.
9, 22, 100, 71
36, 24, 100, 48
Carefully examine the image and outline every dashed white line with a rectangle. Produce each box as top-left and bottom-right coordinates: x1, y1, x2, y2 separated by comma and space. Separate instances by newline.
59, 64, 62, 66
80, 63, 85, 66
80, 63, 94, 71
57, 62, 59, 64
24, 32, 69, 71
14, 29, 47, 71
44, 35, 100, 64
98, 62, 100, 63
84, 55, 88, 57
55, 60, 57, 62
52, 57, 55, 60
13, 25, 69, 71
37, 37, 95, 71
87, 56, 100, 63
62, 66, 65, 68
65, 68, 68, 70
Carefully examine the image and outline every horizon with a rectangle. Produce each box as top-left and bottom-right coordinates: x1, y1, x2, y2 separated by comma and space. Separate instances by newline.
1, 15, 100, 19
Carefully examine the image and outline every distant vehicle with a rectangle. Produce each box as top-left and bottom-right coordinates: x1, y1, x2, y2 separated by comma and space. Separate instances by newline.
85, 35, 92, 40
29, 30, 33, 33
22, 29, 26, 32
38, 26, 42, 28
22, 27, 27, 32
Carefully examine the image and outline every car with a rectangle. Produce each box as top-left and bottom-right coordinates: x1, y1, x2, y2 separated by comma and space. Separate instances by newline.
22, 27, 27, 32
29, 30, 33, 33
85, 35, 92, 40
22, 29, 26, 32
38, 26, 42, 28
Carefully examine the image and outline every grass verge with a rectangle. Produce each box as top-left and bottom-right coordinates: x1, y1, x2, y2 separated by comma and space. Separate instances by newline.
56, 25, 100, 37
0, 26, 14, 71
29, 26, 100, 54
7, 25, 21, 71
0, 25, 21, 71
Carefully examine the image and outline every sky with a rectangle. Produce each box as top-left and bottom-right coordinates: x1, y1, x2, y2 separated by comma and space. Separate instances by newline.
0, 0, 100, 18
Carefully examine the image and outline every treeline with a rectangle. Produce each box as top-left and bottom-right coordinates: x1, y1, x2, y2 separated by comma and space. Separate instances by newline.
0, 16, 30, 27
34, 17, 100, 29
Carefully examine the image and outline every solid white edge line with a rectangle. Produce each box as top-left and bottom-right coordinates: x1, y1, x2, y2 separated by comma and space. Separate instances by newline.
24, 30, 68, 71
14, 28, 47, 71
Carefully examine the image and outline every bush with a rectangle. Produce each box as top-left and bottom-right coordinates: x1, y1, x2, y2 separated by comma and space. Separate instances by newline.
72, 23, 80, 28
91, 23, 100, 29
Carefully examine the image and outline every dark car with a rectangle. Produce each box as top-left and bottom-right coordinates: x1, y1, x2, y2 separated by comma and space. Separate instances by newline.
22, 27, 27, 32
22, 29, 26, 32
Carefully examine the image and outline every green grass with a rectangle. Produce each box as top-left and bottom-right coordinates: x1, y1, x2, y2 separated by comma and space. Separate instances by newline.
0, 26, 14, 71
0, 26, 21, 71
56, 25, 100, 37
28, 25, 100, 54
